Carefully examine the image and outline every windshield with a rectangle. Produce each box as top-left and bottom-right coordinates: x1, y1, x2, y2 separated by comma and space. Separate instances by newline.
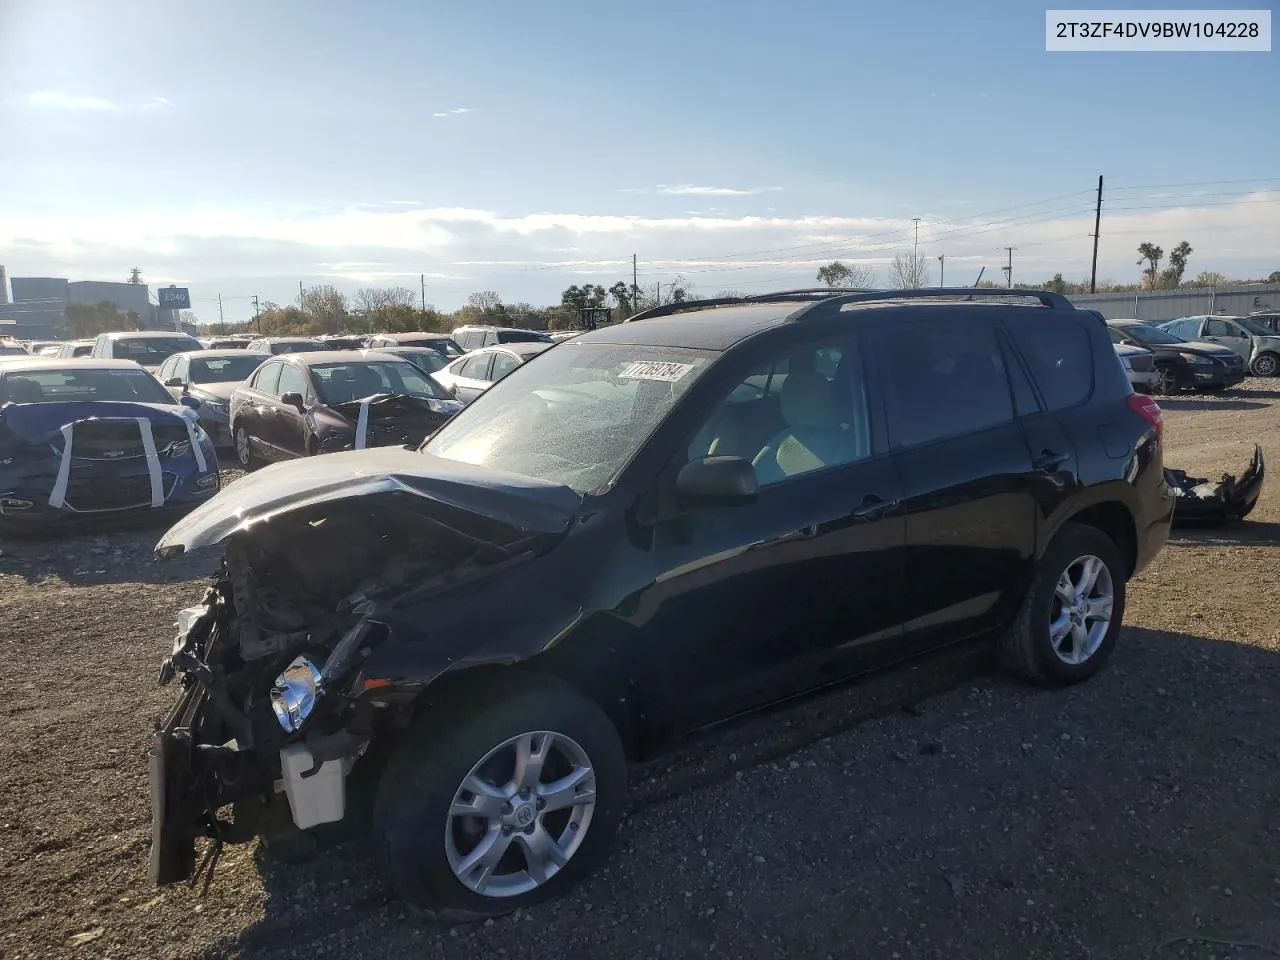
399, 336, 464, 355
1119, 324, 1184, 346
388, 348, 448, 373
1, 367, 175, 404
273, 340, 327, 354
112, 337, 202, 364
425, 342, 714, 494
189, 355, 267, 383
311, 360, 447, 404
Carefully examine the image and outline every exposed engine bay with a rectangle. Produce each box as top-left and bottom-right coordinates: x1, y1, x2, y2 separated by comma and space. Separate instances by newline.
149, 479, 571, 888
1166, 444, 1265, 527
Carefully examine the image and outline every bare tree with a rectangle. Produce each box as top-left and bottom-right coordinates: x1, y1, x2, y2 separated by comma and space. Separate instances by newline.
816, 260, 876, 289
301, 284, 349, 335
889, 251, 930, 289
354, 286, 416, 314
467, 290, 504, 314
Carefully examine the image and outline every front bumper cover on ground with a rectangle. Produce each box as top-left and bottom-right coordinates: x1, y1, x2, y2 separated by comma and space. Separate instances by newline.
1167, 444, 1265, 526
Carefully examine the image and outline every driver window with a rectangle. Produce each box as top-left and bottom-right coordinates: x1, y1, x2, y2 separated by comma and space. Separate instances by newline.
687, 338, 870, 487
460, 354, 493, 380
489, 352, 520, 381
276, 364, 309, 400
1205, 319, 1233, 337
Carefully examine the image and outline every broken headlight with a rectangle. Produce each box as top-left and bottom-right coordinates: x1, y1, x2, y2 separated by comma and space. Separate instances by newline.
270, 656, 323, 732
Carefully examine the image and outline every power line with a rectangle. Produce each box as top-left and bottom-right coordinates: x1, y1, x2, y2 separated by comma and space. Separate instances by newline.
1107, 175, 1280, 192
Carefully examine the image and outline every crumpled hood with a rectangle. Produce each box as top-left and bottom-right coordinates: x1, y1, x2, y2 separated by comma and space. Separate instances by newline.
188, 382, 238, 403
155, 446, 583, 556
330, 392, 458, 420
0, 400, 196, 445
1175, 340, 1241, 360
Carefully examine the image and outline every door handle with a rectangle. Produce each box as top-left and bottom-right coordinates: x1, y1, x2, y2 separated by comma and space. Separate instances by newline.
1033, 449, 1070, 473
850, 494, 898, 521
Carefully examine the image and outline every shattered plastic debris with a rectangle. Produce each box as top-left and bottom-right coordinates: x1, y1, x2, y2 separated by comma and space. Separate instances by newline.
1167, 444, 1265, 527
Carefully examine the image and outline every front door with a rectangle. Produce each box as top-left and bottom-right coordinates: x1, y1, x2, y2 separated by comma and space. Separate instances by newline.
452, 353, 494, 403
1203, 317, 1252, 360
273, 363, 312, 458
640, 332, 906, 731
873, 316, 1039, 652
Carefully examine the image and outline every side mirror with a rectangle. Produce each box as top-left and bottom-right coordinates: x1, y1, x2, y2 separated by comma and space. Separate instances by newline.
280, 391, 306, 412
164, 377, 185, 388
675, 456, 759, 506
179, 395, 201, 410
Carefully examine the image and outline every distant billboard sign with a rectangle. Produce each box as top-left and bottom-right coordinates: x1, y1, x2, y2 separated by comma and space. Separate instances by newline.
158, 286, 191, 310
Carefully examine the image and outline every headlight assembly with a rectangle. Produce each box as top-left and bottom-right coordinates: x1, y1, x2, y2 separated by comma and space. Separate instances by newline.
270, 656, 322, 732
1179, 352, 1213, 365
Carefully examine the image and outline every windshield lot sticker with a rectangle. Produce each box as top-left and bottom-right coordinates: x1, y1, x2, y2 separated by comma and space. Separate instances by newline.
618, 361, 694, 382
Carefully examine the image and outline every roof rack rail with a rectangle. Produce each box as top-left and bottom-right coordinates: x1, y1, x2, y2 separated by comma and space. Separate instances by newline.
624, 288, 881, 323
786, 287, 1075, 321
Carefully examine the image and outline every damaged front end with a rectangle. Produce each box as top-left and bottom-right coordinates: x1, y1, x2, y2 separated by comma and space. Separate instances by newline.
148, 449, 582, 887
1167, 443, 1265, 527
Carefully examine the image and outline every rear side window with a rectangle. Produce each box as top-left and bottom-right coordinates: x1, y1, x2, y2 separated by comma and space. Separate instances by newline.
1005, 319, 1094, 411
879, 319, 1015, 448
253, 362, 283, 394
496, 330, 548, 344
459, 354, 493, 379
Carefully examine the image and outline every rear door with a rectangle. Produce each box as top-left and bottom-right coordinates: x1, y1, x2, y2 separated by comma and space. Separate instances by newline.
874, 315, 1039, 652
238, 361, 284, 459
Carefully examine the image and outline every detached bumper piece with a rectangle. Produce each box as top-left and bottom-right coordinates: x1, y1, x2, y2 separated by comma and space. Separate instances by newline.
1167, 444, 1265, 527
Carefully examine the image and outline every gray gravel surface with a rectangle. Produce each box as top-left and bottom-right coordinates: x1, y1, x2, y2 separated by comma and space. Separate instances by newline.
1, 392, 1279, 960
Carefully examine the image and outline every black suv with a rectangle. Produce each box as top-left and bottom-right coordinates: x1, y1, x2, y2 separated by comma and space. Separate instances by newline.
148, 289, 1173, 920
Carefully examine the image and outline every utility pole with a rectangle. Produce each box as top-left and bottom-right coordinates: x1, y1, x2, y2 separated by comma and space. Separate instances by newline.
655, 282, 661, 306
298, 281, 305, 310
252, 295, 261, 333
1090, 174, 1104, 294
937, 255, 945, 287
217, 294, 224, 326
912, 218, 921, 260
420, 273, 426, 312
1003, 247, 1017, 288
632, 254, 639, 314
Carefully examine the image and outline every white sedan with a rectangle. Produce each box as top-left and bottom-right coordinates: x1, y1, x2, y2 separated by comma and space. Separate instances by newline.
433, 341, 553, 404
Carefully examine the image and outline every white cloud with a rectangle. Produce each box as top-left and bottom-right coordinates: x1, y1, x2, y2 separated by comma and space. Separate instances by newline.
2, 193, 1276, 313
627, 184, 784, 197
144, 96, 175, 108
431, 107, 473, 118
25, 91, 118, 111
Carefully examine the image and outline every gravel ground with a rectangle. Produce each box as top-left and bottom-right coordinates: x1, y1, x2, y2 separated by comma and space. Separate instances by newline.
2, 386, 1279, 960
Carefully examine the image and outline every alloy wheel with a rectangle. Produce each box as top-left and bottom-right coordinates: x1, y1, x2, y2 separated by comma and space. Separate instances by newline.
445, 731, 596, 898
1048, 554, 1114, 665
1253, 353, 1278, 377
235, 427, 252, 467
1154, 366, 1178, 394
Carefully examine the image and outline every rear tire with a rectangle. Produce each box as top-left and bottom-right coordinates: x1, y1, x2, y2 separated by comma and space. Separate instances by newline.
233, 424, 259, 471
999, 523, 1127, 687
373, 676, 626, 922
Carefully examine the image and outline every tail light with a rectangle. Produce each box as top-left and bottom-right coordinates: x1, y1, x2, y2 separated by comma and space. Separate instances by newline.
1126, 393, 1163, 436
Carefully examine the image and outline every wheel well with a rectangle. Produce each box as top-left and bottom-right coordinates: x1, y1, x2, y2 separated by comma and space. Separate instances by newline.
392, 660, 647, 761
1064, 502, 1137, 578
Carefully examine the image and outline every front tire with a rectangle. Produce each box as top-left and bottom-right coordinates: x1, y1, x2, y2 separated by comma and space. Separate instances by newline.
373, 676, 627, 921
1251, 351, 1279, 377
999, 523, 1127, 686
1153, 364, 1181, 395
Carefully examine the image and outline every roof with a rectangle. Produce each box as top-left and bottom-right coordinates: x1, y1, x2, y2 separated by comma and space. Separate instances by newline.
0, 357, 150, 372
373, 331, 455, 342
480, 340, 555, 358
100, 330, 199, 339
277, 349, 413, 366
583, 303, 793, 350
186, 349, 270, 360
251, 336, 325, 344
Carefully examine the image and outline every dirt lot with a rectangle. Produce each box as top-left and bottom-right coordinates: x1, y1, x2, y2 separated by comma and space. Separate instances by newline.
2, 385, 1278, 960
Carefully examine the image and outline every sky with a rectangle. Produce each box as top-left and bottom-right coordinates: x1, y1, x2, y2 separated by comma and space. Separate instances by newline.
1, 0, 1277, 324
